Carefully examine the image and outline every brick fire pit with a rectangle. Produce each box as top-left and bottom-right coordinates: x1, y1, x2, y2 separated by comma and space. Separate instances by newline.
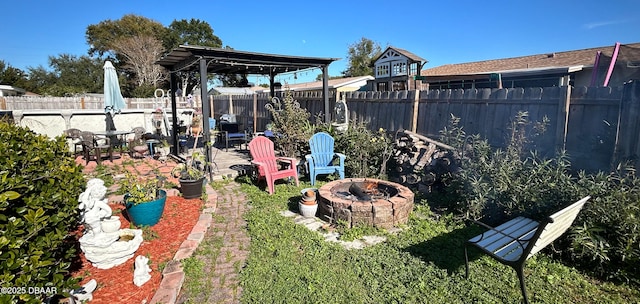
317, 178, 414, 229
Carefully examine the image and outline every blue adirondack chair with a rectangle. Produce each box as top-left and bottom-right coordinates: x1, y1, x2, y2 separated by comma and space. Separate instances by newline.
305, 132, 345, 185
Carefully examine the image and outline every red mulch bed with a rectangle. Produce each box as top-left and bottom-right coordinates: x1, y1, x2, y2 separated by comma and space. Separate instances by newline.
72, 195, 203, 303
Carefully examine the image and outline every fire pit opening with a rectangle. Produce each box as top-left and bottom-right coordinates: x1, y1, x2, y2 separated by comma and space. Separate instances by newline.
317, 178, 414, 229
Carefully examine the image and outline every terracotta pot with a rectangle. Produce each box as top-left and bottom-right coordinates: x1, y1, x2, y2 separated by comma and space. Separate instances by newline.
301, 188, 317, 205
299, 201, 318, 217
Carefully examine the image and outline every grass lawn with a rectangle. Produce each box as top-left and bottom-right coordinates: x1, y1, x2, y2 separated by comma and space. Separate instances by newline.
194, 179, 640, 303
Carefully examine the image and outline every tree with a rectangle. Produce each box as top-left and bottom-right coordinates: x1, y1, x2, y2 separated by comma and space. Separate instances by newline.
0, 60, 29, 89
164, 18, 222, 51
342, 37, 382, 77
112, 35, 166, 87
164, 19, 223, 96
85, 14, 166, 58
43, 54, 103, 96
85, 15, 224, 95
218, 74, 250, 87
25, 65, 54, 94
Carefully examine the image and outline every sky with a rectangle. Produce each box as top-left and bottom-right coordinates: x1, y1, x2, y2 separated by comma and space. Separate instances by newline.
1, 0, 639, 85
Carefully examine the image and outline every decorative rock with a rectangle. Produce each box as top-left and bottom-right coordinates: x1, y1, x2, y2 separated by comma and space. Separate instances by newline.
70, 279, 97, 302
133, 255, 152, 287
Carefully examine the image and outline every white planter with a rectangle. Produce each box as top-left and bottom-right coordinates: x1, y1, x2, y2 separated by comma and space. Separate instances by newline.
299, 201, 318, 218
100, 216, 121, 233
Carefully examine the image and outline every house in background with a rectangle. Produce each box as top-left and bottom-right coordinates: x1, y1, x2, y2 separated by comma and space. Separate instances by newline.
367, 47, 428, 92
257, 75, 374, 95
208, 87, 257, 95
0, 85, 26, 96
419, 42, 640, 89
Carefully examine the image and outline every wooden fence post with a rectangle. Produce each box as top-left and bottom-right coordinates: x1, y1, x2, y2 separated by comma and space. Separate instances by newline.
0, 97, 5, 110
81, 97, 85, 109
253, 93, 258, 133
555, 86, 572, 151
411, 90, 420, 133
613, 81, 640, 167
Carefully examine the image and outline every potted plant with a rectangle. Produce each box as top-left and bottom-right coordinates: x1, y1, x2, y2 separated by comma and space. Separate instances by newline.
191, 113, 202, 137
299, 187, 318, 217
157, 139, 171, 157
171, 151, 206, 199
119, 170, 167, 227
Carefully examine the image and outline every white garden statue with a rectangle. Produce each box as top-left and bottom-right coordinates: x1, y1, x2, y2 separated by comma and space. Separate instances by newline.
78, 178, 144, 269
78, 178, 113, 239
133, 255, 152, 286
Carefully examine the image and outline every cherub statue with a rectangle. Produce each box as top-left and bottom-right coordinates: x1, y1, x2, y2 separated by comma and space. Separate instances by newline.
133, 255, 152, 286
78, 178, 112, 238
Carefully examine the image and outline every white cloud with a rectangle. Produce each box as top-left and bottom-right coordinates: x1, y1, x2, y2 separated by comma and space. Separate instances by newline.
583, 20, 628, 30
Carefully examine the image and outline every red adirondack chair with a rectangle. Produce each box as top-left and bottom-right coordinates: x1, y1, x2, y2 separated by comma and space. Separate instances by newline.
248, 136, 299, 194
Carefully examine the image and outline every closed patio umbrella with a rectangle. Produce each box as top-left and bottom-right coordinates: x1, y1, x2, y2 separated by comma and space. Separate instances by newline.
103, 61, 126, 131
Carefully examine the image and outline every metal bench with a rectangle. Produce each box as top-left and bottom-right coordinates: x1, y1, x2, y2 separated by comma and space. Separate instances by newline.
464, 195, 591, 304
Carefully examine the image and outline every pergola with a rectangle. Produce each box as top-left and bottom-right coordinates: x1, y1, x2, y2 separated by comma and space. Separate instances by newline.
155, 45, 339, 169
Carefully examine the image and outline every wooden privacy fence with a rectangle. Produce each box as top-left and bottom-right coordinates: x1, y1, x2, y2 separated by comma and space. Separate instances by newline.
213, 83, 639, 172
4, 82, 639, 172
0, 96, 200, 110
212, 91, 337, 132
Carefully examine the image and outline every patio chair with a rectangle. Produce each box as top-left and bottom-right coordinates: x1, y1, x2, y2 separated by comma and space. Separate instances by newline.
64, 128, 84, 156
464, 195, 591, 304
80, 131, 113, 165
305, 132, 345, 185
248, 136, 299, 194
128, 127, 148, 158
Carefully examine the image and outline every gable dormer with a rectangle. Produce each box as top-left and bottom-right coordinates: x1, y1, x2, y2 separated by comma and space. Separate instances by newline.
374, 47, 426, 79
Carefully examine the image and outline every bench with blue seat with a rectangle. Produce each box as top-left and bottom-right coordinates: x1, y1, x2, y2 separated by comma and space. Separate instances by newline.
219, 122, 249, 151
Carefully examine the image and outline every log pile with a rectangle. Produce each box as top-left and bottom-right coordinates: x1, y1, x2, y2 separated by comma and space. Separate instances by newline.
389, 130, 461, 194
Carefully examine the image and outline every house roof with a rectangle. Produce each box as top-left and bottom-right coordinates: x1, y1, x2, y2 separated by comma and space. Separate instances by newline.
0, 84, 26, 96
375, 46, 427, 63
421, 42, 640, 76
208, 87, 255, 95
256, 76, 374, 92
156, 45, 339, 75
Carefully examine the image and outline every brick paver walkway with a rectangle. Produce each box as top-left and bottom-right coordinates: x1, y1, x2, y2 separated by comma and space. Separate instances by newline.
176, 181, 250, 303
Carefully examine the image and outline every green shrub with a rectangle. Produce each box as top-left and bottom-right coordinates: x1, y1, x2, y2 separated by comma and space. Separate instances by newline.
436, 112, 577, 224
434, 112, 640, 284
266, 90, 314, 158
332, 121, 393, 178
570, 165, 640, 284
0, 120, 85, 303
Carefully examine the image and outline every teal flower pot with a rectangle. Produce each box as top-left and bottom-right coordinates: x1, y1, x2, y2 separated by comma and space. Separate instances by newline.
125, 190, 167, 227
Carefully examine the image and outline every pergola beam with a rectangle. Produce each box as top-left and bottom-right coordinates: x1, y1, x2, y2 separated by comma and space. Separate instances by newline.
156, 45, 339, 170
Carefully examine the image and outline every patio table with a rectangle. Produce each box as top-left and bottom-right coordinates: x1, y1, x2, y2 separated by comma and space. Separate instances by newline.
94, 130, 133, 149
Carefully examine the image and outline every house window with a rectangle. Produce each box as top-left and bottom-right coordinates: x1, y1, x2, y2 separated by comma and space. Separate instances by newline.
392, 81, 406, 91
409, 63, 418, 75
376, 64, 389, 78
377, 82, 388, 91
392, 62, 407, 76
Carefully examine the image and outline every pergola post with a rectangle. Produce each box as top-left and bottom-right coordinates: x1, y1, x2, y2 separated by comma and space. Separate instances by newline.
323, 65, 330, 123
199, 58, 213, 180
170, 72, 179, 155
